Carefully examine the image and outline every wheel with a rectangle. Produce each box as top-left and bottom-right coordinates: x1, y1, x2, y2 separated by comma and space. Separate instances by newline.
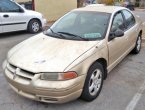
81, 62, 104, 101
28, 19, 41, 33
132, 35, 142, 54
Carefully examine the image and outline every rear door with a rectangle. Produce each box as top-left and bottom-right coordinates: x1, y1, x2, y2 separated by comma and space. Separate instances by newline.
0, 1, 27, 33
121, 10, 137, 50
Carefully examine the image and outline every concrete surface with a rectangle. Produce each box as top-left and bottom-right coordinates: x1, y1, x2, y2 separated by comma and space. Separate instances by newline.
0, 11, 145, 110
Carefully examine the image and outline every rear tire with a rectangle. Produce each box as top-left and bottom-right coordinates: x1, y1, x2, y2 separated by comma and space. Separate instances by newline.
81, 62, 104, 101
28, 19, 41, 34
132, 35, 142, 54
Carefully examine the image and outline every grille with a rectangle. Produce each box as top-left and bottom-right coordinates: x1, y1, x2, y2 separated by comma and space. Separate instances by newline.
6, 63, 35, 82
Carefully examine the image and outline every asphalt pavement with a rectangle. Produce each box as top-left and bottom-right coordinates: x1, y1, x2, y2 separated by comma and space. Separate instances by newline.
0, 11, 145, 110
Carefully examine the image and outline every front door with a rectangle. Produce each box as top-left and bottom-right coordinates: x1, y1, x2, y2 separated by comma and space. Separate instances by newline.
0, 1, 26, 33
107, 11, 128, 71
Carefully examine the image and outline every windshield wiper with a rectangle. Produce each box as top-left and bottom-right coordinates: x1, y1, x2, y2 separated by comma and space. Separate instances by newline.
44, 27, 65, 39
57, 32, 89, 41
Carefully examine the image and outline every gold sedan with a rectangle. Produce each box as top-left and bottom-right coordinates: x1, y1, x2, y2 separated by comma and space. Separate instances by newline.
3, 5, 143, 103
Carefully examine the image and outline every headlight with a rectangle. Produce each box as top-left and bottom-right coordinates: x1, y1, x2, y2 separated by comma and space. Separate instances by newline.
40, 72, 78, 81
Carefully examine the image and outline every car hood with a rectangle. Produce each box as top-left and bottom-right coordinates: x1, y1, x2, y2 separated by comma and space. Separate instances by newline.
8, 33, 99, 73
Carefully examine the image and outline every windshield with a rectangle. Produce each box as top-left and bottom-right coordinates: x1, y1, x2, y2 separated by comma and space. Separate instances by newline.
45, 11, 111, 41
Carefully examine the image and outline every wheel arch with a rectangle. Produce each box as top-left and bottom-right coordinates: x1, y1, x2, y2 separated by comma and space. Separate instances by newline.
89, 58, 108, 80
27, 18, 42, 30
139, 30, 142, 36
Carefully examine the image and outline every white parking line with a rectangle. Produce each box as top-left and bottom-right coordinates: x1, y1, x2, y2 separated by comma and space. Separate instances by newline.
125, 80, 145, 110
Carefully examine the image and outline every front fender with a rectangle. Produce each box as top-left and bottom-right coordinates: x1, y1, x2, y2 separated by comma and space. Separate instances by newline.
65, 40, 108, 76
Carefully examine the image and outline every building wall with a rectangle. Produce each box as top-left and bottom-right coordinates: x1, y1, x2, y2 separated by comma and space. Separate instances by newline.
35, 0, 77, 21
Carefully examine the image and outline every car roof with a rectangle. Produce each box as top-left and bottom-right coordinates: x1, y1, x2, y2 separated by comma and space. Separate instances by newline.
73, 5, 126, 13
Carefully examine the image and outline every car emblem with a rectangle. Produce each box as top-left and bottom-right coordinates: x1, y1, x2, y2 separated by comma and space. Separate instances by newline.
13, 68, 20, 80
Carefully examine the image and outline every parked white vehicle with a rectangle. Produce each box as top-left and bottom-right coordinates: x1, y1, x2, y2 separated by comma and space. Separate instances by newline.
0, 0, 47, 33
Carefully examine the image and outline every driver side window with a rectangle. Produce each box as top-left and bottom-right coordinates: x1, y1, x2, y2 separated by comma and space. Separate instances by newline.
0, 1, 21, 12
111, 12, 126, 32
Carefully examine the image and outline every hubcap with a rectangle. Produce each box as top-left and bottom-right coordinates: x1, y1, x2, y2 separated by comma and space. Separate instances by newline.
89, 69, 102, 96
32, 22, 40, 32
137, 36, 141, 51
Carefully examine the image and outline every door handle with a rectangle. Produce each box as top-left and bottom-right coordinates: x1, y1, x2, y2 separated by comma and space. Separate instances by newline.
3, 15, 9, 18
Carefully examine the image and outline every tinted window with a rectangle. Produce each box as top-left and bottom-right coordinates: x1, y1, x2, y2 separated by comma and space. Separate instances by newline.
122, 10, 135, 29
0, 1, 21, 12
111, 12, 125, 32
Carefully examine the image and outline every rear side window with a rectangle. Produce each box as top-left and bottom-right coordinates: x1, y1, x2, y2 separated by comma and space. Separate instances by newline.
122, 10, 135, 29
0, 1, 21, 12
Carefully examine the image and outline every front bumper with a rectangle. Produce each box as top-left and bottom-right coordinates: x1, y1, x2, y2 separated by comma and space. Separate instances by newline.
41, 18, 47, 28
4, 63, 85, 103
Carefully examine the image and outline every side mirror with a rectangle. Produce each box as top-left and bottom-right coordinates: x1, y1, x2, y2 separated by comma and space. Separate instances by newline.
109, 29, 124, 40
114, 29, 124, 37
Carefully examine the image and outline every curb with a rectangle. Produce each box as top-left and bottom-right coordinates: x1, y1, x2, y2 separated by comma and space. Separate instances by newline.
135, 8, 145, 11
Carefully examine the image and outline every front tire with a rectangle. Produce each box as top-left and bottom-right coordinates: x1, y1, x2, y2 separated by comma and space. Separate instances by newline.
28, 19, 41, 33
132, 35, 142, 54
81, 62, 104, 101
